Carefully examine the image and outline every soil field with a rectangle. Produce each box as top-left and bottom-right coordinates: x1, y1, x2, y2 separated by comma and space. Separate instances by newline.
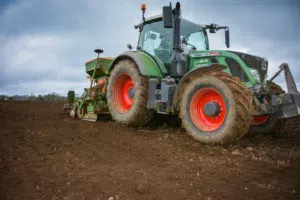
0, 101, 300, 200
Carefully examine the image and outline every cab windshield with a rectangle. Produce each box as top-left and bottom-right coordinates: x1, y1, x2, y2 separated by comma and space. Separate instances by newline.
138, 19, 208, 63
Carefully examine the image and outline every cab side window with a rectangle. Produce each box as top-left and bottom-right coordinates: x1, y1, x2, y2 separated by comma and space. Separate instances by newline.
225, 58, 249, 82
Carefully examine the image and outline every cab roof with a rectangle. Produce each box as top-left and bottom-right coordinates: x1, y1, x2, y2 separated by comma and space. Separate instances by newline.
135, 14, 203, 29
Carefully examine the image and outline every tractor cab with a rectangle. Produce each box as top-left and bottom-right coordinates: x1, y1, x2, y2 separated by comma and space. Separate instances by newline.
136, 15, 209, 65
134, 4, 230, 79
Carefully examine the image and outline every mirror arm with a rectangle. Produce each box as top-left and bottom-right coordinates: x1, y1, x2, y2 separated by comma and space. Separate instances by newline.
216, 26, 228, 30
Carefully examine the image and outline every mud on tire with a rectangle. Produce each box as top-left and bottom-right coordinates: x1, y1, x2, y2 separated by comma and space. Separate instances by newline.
179, 72, 253, 144
107, 59, 153, 126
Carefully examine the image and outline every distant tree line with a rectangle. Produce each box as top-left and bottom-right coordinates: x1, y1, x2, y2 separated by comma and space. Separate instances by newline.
0, 93, 68, 101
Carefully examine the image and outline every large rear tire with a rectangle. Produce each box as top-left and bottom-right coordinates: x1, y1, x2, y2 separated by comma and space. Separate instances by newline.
179, 72, 253, 144
107, 59, 153, 126
250, 82, 285, 134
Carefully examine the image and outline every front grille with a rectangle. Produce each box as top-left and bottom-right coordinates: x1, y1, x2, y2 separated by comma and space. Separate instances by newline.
229, 51, 268, 81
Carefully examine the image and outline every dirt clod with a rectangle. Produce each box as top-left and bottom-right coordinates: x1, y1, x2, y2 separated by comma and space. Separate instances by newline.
136, 181, 150, 194
232, 149, 242, 155
246, 147, 254, 151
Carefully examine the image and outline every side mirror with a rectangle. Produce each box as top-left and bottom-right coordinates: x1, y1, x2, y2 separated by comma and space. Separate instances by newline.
225, 29, 230, 48
127, 44, 132, 50
163, 5, 173, 28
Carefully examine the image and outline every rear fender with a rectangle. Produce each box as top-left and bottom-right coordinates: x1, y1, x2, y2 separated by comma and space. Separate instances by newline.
172, 64, 226, 114
109, 51, 167, 78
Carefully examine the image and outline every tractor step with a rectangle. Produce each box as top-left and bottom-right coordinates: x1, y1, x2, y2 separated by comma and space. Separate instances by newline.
147, 77, 177, 114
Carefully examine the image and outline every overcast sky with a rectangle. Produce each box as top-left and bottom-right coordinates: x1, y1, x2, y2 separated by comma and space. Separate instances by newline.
0, 0, 299, 96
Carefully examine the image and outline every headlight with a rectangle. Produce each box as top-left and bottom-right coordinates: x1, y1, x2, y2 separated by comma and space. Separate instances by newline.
249, 68, 261, 83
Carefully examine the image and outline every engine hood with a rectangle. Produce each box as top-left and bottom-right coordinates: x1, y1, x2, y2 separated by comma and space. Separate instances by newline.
229, 51, 268, 81
189, 50, 268, 82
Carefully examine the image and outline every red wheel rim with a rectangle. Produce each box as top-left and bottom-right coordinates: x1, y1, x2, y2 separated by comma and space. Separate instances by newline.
189, 88, 227, 132
113, 73, 135, 113
252, 96, 270, 125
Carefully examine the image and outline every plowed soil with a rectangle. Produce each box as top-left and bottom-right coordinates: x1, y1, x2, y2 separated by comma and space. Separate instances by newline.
0, 101, 300, 200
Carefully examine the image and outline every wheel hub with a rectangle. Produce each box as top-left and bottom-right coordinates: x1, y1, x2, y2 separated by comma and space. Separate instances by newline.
128, 88, 135, 99
204, 102, 220, 117
189, 88, 226, 132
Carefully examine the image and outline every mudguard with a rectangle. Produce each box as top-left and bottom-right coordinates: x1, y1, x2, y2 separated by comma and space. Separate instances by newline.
172, 64, 226, 114
109, 51, 167, 78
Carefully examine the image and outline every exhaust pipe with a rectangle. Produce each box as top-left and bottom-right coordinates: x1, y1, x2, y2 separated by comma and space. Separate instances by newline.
163, 2, 187, 79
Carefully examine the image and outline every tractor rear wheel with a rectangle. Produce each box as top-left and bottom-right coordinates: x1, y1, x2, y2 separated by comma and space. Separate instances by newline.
107, 59, 153, 126
179, 72, 253, 144
250, 82, 285, 134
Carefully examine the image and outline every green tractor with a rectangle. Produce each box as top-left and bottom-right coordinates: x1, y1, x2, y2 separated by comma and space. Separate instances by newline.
64, 2, 300, 144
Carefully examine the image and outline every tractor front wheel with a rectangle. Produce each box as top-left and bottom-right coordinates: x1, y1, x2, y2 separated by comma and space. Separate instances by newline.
107, 59, 153, 126
179, 72, 253, 144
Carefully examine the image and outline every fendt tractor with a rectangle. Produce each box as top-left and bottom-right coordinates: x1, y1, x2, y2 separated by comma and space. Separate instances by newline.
64, 3, 300, 144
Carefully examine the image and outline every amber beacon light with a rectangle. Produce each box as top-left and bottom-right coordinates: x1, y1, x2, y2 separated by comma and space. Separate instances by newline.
141, 4, 146, 11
